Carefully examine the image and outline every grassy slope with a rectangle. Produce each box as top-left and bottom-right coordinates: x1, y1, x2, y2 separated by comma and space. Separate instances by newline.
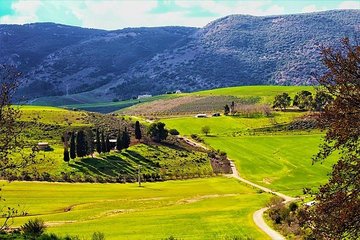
18, 105, 89, 126
194, 85, 315, 103
161, 113, 334, 196
35, 143, 213, 181
2, 178, 271, 240
161, 112, 304, 136
205, 135, 335, 196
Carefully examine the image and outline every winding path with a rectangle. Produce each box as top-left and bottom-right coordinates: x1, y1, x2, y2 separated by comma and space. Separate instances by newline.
181, 136, 296, 240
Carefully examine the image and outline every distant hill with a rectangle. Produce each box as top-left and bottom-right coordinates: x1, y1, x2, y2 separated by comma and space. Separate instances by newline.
0, 10, 359, 104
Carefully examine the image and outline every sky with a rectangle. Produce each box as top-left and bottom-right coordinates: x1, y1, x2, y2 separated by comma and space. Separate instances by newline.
0, 0, 359, 30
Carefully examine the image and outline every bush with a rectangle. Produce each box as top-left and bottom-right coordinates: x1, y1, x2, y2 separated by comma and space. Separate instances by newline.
289, 202, 298, 212
92, 232, 105, 240
169, 129, 180, 135
21, 218, 46, 238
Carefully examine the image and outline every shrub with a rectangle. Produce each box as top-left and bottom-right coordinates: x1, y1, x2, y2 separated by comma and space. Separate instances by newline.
289, 202, 298, 212
169, 129, 180, 135
21, 218, 46, 238
92, 232, 105, 240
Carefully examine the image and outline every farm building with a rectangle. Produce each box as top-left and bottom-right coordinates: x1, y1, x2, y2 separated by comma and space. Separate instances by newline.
37, 142, 50, 150
137, 94, 152, 99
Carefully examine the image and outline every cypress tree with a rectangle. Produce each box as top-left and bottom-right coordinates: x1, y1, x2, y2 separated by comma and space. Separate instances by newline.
86, 129, 94, 156
63, 148, 70, 163
101, 132, 106, 153
116, 131, 123, 151
106, 136, 111, 152
224, 104, 230, 115
135, 121, 142, 142
96, 129, 102, 154
70, 132, 76, 159
122, 128, 131, 149
76, 130, 87, 158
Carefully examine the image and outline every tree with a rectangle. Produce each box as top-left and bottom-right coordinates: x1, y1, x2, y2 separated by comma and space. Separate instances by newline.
312, 90, 333, 112
201, 126, 210, 136
69, 132, 76, 159
272, 93, 291, 111
85, 129, 94, 156
76, 130, 87, 158
293, 90, 313, 110
96, 129, 102, 154
116, 131, 124, 151
169, 129, 180, 135
148, 122, 168, 142
63, 149, 70, 163
302, 38, 360, 239
101, 132, 106, 153
0, 65, 39, 230
122, 128, 131, 149
230, 101, 235, 115
61, 134, 70, 164
224, 104, 230, 115
134, 121, 142, 142
105, 135, 111, 152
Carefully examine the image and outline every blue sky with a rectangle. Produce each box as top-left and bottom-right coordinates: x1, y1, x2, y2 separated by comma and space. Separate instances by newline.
0, 0, 358, 29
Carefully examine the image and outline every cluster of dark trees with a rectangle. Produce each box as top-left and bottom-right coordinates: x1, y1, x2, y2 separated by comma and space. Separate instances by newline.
224, 101, 235, 115
61, 120, 173, 162
62, 121, 143, 162
62, 130, 94, 163
273, 90, 333, 111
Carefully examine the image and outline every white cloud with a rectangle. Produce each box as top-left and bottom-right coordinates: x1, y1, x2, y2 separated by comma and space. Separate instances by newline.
71, 0, 158, 29
175, 0, 284, 17
301, 4, 329, 13
1, 0, 355, 30
338, 1, 360, 9
0, 0, 41, 24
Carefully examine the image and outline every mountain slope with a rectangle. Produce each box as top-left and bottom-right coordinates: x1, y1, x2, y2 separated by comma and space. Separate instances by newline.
114, 10, 359, 97
0, 10, 359, 104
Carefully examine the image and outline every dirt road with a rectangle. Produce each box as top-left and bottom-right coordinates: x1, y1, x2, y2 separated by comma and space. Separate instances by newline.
182, 136, 296, 240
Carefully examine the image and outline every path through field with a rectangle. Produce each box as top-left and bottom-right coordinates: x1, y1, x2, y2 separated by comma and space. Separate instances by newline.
182, 136, 296, 240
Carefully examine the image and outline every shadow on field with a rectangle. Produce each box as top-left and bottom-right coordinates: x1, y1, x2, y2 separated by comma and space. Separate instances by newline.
122, 150, 158, 170
70, 155, 138, 177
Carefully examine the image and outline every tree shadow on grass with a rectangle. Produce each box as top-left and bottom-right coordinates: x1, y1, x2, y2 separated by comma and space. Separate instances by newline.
122, 150, 158, 170
70, 155, 137, 177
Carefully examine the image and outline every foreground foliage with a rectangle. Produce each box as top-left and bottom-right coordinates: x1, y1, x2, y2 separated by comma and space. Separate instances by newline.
302, 37, 360, 239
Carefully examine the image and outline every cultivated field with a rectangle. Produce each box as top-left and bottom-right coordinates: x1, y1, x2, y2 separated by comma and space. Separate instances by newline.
2, 178, 271, 240
118, 86, 315, 116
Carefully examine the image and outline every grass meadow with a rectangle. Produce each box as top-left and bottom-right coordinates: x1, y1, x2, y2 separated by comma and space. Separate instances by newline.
161, 113, 334, 197
2, 178, 271, 240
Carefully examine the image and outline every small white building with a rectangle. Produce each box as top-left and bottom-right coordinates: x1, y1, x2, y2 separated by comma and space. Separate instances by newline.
175, 90, 182, 94
137, 94, 152, 99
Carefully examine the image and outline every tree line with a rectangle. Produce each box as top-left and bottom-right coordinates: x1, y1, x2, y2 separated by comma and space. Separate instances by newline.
62, 120, 172, 162
272, 90, 333, 111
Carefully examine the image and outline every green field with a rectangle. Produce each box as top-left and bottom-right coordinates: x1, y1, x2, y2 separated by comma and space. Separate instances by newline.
63, 95, 177, 113
194, 85, 315, 104
117, 85, 314, 116
2, 178, 271, 240
161, 113, 333, 196
161, 112, 305, 136
18, 105, 89, 126
205, 135, 335, 196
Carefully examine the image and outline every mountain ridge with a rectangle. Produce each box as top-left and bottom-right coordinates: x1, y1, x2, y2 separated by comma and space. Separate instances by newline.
0, 10, 359, 104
